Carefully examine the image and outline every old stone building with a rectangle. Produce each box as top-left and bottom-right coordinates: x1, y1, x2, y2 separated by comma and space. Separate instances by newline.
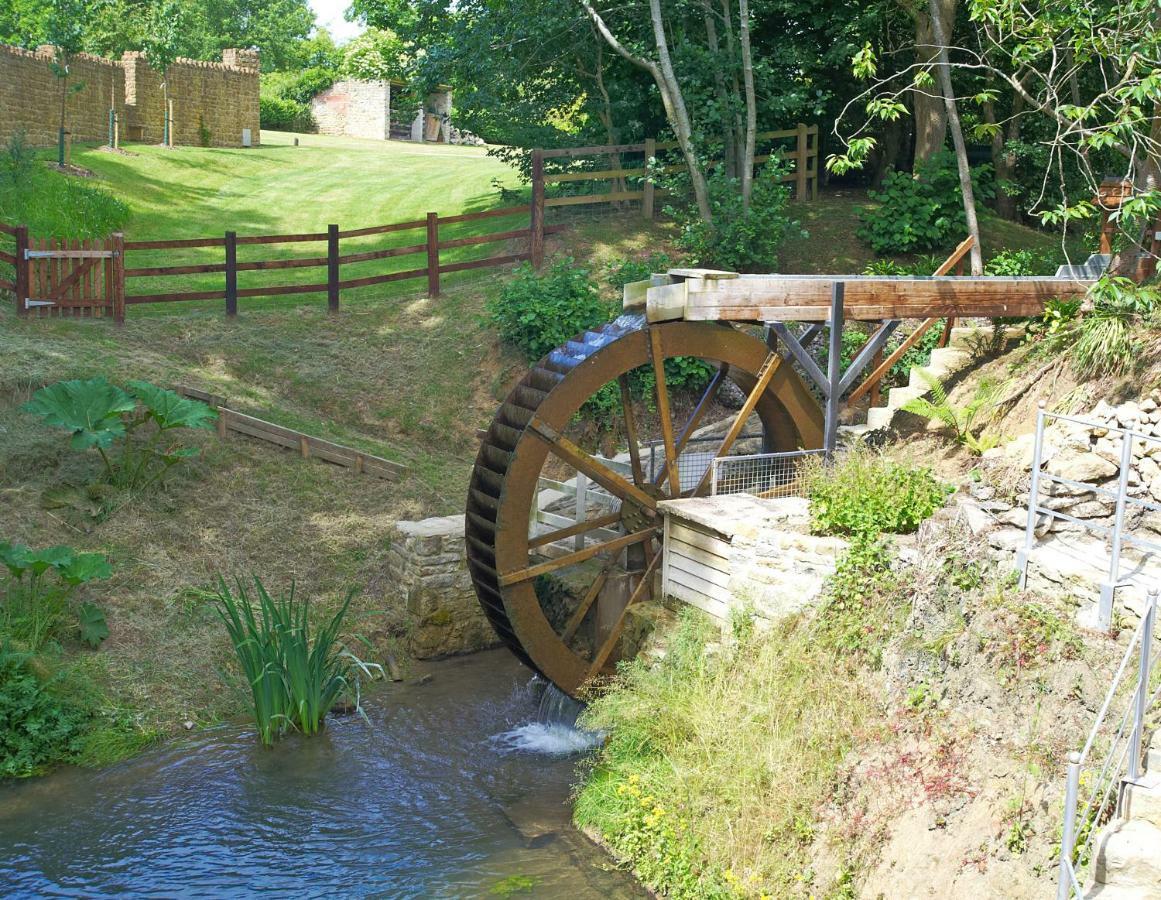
310, 79, 453, 143
0, 43, 260, 148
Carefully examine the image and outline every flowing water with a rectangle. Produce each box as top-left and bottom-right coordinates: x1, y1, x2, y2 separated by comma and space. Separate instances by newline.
0, 650, 642, 898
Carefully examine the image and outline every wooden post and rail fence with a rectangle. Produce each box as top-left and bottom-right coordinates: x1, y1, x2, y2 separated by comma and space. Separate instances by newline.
0, 125, 818, 321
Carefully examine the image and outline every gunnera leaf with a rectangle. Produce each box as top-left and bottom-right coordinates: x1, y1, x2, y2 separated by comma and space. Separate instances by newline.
77, 602, 110, 648
22, 379, 136, 450
126, 382, 218, 431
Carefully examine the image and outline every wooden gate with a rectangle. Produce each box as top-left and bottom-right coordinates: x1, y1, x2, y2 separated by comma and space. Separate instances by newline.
21, 235, 124, 322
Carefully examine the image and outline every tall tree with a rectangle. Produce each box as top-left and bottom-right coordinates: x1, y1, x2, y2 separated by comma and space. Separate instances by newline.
45, 0, 91, 164
140, 0, 185, 146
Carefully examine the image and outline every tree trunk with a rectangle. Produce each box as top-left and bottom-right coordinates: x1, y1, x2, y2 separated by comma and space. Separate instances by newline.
912, 0, 956, 166
719, 0, 746, 175
984, 85, 1024, 221
647, 0, 713, 222
737, 0, 756, 210
929, 0, 982, 273
871, 116, 907, 187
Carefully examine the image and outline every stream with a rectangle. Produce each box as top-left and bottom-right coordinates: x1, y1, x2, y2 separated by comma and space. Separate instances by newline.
0, 649, 644, 898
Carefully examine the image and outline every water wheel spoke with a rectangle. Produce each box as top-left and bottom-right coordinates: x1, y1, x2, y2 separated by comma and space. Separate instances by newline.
585, 550, 663, 681
528, 416, 656, 510
617, 374, 646, 486
691, 352, 782, 497
498, 528, 655, 587
654, 363, 729, 491
649, 328, 681, 497
561, 564, 611, 643
528, 510, 623, 550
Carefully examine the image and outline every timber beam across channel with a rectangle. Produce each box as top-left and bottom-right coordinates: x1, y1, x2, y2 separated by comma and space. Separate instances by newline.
623, 270, 1097, 322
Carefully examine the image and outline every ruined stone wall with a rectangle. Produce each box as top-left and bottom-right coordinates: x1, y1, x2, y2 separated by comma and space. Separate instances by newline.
0, 45, 125, 147
0, 43, 258, 148
311, 80, 391, 140
122, 50, 260, 147
387, 515, 500, 658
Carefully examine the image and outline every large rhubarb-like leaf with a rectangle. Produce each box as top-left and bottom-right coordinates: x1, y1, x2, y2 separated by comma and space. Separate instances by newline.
127, 381, 217, 431
22, 379, 136, 450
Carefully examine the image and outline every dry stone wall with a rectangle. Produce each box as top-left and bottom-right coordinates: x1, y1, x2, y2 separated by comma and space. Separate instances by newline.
0, 43, 259, 148
312, 80, 391, 141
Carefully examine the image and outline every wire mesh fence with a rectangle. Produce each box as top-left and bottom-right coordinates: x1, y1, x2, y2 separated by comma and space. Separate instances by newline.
710, 449, 826, 498
641, 433, 764, 494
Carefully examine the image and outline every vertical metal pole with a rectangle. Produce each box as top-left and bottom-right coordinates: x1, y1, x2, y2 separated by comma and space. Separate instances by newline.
1057, 752, 1081, 900
574, 473, 588, 552
1128, 590, 1157, 782
711, 458, 719, 496
1018, 403, 1046, 588
823, 281, 844, 458
1101, 429, 1134, 630
642, 138, 656, 220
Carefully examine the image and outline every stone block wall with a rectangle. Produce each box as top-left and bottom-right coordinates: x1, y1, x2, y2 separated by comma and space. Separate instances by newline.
0, 42, 258, 149
387, 515, 501, 658
0, 45, 125, 146
121, 51, 260, 147
312, 80, 391, 140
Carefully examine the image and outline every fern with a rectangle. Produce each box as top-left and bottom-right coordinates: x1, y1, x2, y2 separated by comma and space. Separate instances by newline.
902, 371, 1005, 455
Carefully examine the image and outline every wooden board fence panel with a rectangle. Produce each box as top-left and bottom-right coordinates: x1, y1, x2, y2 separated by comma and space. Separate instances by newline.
175, 386, 406, 481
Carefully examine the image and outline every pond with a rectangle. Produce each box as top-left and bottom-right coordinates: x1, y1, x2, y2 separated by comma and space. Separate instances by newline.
0, 649, 643, 898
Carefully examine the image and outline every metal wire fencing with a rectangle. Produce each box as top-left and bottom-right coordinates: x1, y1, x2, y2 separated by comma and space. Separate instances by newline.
710, 449, 827, 498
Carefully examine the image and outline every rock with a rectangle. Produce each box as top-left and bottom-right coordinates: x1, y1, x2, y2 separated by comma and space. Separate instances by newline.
1143, 397, 1158, 413
183, 720, 195, 730
981, 446, 1003, 459
960, 502, 995, 535
1150, 478, 1161, 504
1046, 448, 1118, 483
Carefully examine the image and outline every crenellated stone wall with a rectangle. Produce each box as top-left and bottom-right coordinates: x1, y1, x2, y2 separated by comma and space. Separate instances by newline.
0, 43, 259, 148
387, 515, 500, 658
0, 45, 126, 147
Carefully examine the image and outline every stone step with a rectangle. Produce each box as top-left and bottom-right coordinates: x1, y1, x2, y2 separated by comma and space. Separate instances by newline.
887, 385, 925, 409
1147, 748, 1161, 776
927, 346, 971, 371
1093, 818, 1161, 888
1122, 775, 1161, 829
866, 406, 896, 430
1085, 879, 1161, 898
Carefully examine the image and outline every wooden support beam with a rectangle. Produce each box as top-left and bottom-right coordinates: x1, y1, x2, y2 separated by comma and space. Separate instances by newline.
561, 566, 610, 642
528, 511, 622, 550
585, 549, 662, 680
528, 417, 658, 511
618, 375, 645, 486
649, 327, 682, 497
499, 529, 653, 587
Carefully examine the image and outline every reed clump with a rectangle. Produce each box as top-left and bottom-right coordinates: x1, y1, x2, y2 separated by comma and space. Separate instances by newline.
213, 577, 381, 746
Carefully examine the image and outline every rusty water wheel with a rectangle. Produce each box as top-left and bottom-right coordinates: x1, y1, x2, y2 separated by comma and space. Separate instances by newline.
465, 314, 823, 697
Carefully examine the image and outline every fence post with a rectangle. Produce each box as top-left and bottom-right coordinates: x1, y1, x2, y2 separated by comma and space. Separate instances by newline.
530, 149, 545, 269
1057, 752, 1081, 900
643, 137, 656, 221
1128, 590, 1157, 782
1017, 403, 1046, 588
224, 230, 237, 318
327, 224, 340, 313
110, 231, 125, 325
796, 123, 808, 201
14, 225, 29, 317
426, 212, 440, 298
1100, 430, 1134, 630
574, 473, 587, 551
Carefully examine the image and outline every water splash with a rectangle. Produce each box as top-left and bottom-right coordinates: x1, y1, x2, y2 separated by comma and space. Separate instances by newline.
492, 680, 603, 756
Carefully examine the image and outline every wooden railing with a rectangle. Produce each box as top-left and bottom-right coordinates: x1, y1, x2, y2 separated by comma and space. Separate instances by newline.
6, 205, 567, 320
529, 125, 818, 260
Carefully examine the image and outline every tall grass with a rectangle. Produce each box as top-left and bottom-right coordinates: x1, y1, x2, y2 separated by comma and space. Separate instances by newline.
213, 577, 380, 746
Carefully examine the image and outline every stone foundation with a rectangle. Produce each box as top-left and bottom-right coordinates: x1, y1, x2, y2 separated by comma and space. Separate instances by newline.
387, 514, 500, 658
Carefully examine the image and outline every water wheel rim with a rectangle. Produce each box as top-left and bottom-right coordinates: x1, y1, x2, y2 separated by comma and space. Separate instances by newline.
466, 316, 823, 697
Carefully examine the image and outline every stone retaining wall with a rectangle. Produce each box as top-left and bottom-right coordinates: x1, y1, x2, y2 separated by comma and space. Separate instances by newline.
387, 514, 500, 658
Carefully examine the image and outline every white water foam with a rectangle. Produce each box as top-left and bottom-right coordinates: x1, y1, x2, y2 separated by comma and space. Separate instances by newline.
492, 722, 603, 756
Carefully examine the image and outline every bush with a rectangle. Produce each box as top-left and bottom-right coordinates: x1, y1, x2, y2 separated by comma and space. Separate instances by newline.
0, 645, 88, 777
604, 253, 677, 292
1070, 277, 1159, 378
984, 248, 1049, 276
258, 68, 336, 133
1, 542, 111, 650
665, 159, 805, 271
259, 96, 315, 133
803, 450, 950, 537
487, 258, 614, 362
858, 152, 993, 255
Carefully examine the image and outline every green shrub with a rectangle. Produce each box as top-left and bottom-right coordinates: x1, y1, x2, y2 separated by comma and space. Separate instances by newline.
604, 253, 677, 291
858, 152, 993, 255
0, 645, 88, 777
665, 159, 805, 272
804, 450, 950, 537
487, 258, 614, 362
901, 372, 1006, 456
0, 542, 111, 650
984, 248, 1049, 276
214, 577, 381, 747
1070, 277, 1158, 378
259, 95, 315, 133
258, 68, 336, 133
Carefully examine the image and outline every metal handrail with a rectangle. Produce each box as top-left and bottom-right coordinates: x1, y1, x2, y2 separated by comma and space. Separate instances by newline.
1018, 405, 1161, 630
1057, 588, 1157, 899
